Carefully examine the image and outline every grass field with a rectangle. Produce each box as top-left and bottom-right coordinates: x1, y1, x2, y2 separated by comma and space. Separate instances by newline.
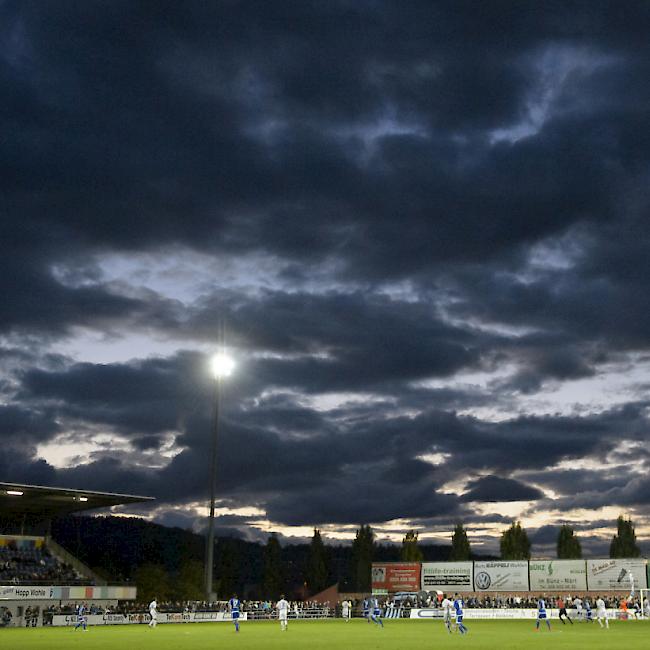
2, 619, 649, 650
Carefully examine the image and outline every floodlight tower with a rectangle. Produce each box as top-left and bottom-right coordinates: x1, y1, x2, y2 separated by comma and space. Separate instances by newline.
205, 351, 234, 599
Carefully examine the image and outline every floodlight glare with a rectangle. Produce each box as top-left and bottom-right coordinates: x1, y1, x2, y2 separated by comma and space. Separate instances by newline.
210, 353, 234, 379
6, 490, 23, 496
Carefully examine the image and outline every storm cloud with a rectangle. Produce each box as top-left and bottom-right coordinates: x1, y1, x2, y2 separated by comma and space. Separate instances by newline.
2, 0, 650, 552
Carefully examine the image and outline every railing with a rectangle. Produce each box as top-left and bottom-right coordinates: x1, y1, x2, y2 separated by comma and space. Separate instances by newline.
228, 607, 333, 620
45, 537, 106, 586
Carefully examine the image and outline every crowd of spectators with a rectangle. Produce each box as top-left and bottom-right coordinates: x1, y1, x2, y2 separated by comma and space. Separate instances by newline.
0, 606, 13, 627
22, 594, 650, 627
379, 592, 645, 613
41, 599, 333, 620
0, 542, 84, 585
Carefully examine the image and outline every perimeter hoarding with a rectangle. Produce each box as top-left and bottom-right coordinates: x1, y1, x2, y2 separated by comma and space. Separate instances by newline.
371, 563, 421, 593
529, 560, 587, 591
473, 561, 529, 591
0, 585, 137, 600
52, 612, 248, 626
586, 559, 648, 591
421, 562, 473, 592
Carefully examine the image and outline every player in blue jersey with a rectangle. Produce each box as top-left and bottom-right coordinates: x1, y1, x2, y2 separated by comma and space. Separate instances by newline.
535, 598, 551, 631
228, 594, 241, 632
362, 598, 370, 622
585, 599, 594, 622
453, 594, 468, 634
73, 602, 87, 631
369, 597, 384, 628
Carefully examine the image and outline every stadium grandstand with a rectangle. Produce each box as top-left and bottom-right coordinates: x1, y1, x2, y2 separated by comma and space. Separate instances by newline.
0, 482, 153, 626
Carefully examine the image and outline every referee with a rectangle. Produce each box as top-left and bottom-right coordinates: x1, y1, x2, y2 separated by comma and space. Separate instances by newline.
557, 597, 573, 624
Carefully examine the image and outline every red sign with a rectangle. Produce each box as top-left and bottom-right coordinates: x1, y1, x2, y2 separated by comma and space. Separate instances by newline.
372, 563, 421, 592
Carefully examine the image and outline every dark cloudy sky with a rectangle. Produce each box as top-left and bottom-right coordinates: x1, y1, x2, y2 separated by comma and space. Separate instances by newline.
2, 0, 650, 555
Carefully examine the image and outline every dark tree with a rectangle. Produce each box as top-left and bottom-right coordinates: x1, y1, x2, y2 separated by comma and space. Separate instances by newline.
610, 516, 641, 558
350, 525, 374, 591
135, 564, 172, 603
450, 523, 472, 561
556, 524, 582, 559
400, 530, 424, 562
306, 528, 329, 595
176, 560, 204, 600
263, 533, 285, 598
500, 522, 531, 560
215, 537, 240, 598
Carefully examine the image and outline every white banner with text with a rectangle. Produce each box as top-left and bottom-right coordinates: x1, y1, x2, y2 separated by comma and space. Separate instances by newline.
473, 561, 529, 591
529, 560, 587, 591
586, 559, 648, 591
421, 562, 473, 592
51, 611, 248, 626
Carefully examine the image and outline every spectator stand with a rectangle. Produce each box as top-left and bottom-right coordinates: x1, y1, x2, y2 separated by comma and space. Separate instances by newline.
0, 482, 153, 627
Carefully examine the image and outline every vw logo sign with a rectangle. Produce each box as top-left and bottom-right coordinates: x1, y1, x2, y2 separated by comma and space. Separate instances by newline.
475, 571, 491, 590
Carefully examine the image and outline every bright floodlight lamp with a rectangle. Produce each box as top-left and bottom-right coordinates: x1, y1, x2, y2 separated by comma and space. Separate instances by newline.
210, 353, 235, 379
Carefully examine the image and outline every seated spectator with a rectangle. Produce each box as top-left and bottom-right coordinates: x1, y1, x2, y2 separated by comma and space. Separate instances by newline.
0, 539, 89, 585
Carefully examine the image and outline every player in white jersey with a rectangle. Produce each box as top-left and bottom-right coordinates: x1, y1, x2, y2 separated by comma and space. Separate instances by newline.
341, 599, 350, 622
441, 594, 455, 633
148, 599, 157, 628
573, 596, 583, 621
277, 595, 289, 631
595, 597, 609, 628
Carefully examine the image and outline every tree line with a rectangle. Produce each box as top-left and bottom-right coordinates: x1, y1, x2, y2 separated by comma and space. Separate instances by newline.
48, 514, 642, 603
247, 515, 643, 599
448, 516, 642, 561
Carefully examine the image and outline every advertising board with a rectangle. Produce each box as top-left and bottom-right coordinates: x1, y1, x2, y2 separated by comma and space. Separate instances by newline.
529, 560, 587, 591
421, 562, 473, 592
0, 585, 137, 601
473, 561, 529, 591
371, 563, 421, 592
586, 559, 648, 591
52, 611, 248, 626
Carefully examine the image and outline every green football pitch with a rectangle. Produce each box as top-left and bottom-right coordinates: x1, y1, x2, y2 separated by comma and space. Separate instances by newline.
2, 619, 649, 649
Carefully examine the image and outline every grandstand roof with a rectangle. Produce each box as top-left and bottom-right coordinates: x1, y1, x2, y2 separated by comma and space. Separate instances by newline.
0, 482, 154, 517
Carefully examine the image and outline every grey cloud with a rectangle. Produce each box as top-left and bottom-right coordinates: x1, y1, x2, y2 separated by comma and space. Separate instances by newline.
3, 1, 650, 543
461, 476, 545, 503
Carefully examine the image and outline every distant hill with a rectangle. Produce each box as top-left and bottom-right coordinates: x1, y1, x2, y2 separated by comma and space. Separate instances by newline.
50, 515, 489, 598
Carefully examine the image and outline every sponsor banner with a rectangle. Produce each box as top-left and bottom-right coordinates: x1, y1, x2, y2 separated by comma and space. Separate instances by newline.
410, 608, 444, 619
586, 559, 648, 591
52, 611, 248, 626
0, 585, 136, 601
411, 608, 549, 620
421, 562, 473, 592
371, 563, 421, 592
54, 615, 129, 626
0, 586, 56, 600
529, 560, 587, 591
473, 561, 529, 591
193, 611, 225, 621
411, 607, 619, 620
